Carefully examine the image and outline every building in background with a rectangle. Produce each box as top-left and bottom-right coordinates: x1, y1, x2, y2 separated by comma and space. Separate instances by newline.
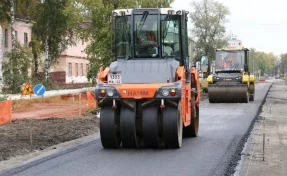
46, 40, 90, 84
0, 16, 32, 89
0, 16, 91, 88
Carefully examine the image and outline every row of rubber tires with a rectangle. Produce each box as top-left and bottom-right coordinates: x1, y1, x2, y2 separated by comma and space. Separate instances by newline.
100, 101, 199, 149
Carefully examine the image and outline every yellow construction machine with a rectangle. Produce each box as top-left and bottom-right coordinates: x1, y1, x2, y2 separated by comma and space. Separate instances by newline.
207, 46, 256, 103
96, 8, 201, 149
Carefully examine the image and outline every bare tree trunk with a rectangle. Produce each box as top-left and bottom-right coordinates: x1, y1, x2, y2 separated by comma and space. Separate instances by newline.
0, 25, 3, 88
44, 37, 50, 82
33, 51, 39, 78
8, 0, 16, 88
10, 0, 16, 49
40, 0, 49, 82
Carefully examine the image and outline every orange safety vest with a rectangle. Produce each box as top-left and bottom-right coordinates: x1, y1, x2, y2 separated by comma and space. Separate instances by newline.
224, 61, 230, 68
147, 32, 155, 41
223, 56, 235, 68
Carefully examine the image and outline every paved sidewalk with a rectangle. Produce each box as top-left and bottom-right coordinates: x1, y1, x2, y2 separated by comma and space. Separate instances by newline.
235, 79, 287, 176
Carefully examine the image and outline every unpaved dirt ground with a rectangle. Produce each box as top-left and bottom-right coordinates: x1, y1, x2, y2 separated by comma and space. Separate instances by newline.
0, 112, 99, 161
234, 79, 287, 176
0, 92, 207, 162
0, 93, 99, 161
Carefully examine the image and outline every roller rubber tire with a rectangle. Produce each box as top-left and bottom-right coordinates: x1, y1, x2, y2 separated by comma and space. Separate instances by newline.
162, 103, 183, 149
120, 107, 140, 148
100, 107, 121, 148
142, 107, 160, 148
183, 97, 199, 137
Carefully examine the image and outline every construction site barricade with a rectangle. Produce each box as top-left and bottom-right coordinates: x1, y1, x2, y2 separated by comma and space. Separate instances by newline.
0, 100, 12, 125
86, 91, 97, 109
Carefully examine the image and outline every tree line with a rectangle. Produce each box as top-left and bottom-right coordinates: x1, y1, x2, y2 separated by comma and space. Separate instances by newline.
0, 0, 284, 93
0, 0, 170, 93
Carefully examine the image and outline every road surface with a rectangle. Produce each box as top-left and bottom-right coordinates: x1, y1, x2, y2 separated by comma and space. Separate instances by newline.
2, 83, 271, 176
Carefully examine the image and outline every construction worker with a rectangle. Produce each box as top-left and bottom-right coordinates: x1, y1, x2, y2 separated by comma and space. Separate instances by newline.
223, 54, 234, 69
137, 21, 158, 57
147, 31, 156, 42
218, 53, 226, 69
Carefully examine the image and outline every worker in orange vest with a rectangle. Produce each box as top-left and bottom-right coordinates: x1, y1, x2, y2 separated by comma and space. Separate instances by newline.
147, 31, 156, 42
223, 55, 233, 69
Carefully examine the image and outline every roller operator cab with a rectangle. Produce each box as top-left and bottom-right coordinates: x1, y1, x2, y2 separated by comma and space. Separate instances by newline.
206, 47, 256, 103
95, 8, 201, 149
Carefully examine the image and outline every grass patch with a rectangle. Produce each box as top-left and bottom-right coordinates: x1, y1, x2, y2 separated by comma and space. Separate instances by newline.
201, 87, 208, 93
84, 107, 100, 115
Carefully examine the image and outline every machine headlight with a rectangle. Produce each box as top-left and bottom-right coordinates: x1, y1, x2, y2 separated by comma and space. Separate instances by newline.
107, 90, 114, 97
170, 89, 176, 96
100, 89, 106, 97
162, 89, 169, 96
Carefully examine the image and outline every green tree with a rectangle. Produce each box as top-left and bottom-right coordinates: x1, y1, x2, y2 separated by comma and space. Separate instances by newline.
16, 0, 45, 81
32, 0, 76, 81
14, 0, 39, 18
0, 0, 11, 28
2, 41, 32, 93
0, 0, 11, 86
280, 53, 287, 76
248, 48, 277, 76
190, 0, 230, 72
134, 0, 170, 7
28, 35, 43, 79
1, 0, 44, 86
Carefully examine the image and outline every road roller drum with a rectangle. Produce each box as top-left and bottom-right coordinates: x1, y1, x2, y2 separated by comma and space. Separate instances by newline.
208, 84, 249, 103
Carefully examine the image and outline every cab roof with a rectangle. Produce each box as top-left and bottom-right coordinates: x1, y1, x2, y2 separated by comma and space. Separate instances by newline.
216, 47, 249, 51
112, 8, 188, 16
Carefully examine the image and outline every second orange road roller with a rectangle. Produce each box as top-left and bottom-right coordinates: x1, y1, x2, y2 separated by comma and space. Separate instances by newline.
95, 8, 201, 149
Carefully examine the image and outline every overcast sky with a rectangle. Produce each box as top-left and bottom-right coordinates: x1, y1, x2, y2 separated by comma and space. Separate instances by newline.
171, 0, 287, 56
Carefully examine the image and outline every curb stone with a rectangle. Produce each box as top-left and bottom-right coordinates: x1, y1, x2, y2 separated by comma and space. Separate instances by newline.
225, 82, 273, 175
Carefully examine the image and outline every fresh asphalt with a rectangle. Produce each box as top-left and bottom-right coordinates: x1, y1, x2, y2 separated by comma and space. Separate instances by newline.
1, 83, 272, 176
